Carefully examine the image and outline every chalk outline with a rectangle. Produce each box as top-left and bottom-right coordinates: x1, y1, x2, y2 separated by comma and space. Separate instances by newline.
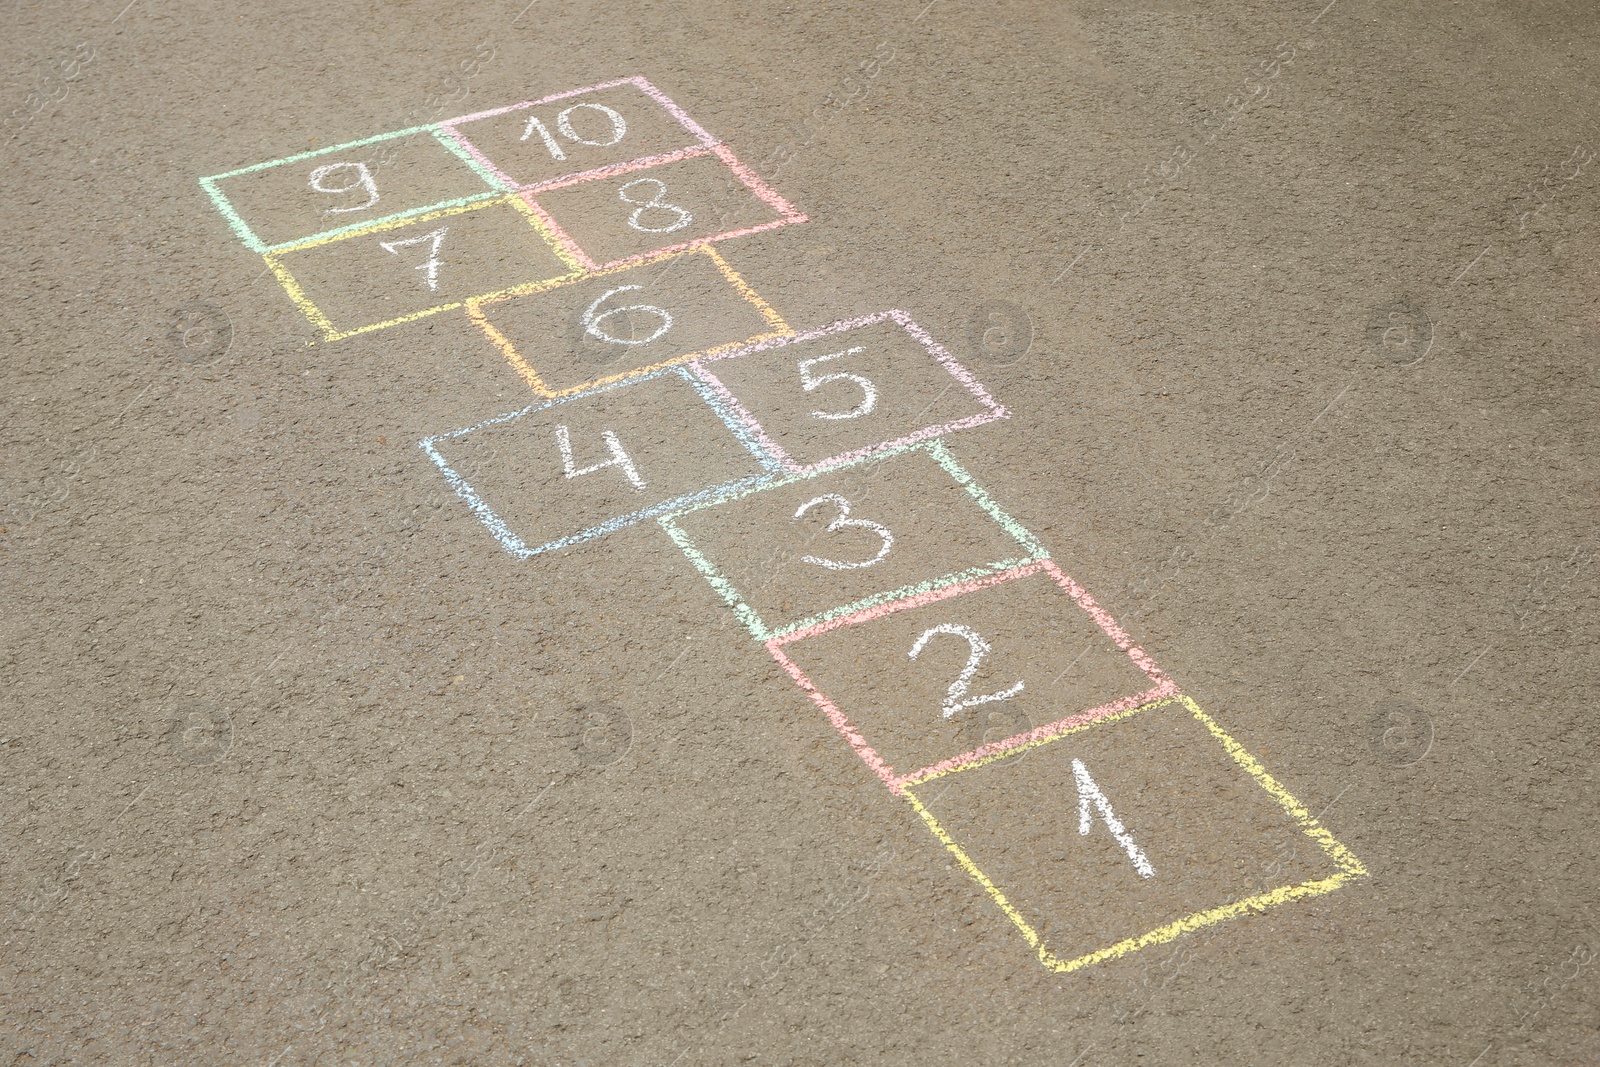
262, 194, 587, 341
418, 365, 786, 559
689, 309, 1008, 474
902, 695, 1368, 974
516, 144, 809, 272
435, 76, 720, 194
761, 558, 1174, 790
199, 127, 511, 255
467, 244, 793, 399
660, 439, 1047, 643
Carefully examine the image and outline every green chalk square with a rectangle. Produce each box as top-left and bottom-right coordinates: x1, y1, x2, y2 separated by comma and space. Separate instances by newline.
200, 126, 507, 253
659, 440, 1048, 642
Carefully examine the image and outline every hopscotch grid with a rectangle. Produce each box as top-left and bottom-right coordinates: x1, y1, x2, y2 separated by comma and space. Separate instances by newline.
688, 309, 1008, 474
211, 75, 1369, 981
419, 367, 778, 558
265, 192, 585, 341
467, 244, 794, 399
901, 695, 1367, 974
200, 124, 501, 254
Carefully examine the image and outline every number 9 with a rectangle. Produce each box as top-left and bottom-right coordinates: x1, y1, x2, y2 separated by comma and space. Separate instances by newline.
309, 161, 379, 215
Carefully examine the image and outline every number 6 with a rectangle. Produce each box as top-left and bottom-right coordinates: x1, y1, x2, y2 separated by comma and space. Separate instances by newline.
580, 285, 673, 346
799, 347, 877, 420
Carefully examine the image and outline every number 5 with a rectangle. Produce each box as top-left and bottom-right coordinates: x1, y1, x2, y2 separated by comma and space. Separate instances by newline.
799, 347, 877, 420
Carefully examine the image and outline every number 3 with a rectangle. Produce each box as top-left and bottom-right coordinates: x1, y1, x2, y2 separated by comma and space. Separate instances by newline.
793, 493, 893, 570
799, 347, 877, 420
909, 624, 1024, 720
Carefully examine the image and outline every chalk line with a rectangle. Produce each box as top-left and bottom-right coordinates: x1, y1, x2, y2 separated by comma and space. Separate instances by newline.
467, 244, 793, 398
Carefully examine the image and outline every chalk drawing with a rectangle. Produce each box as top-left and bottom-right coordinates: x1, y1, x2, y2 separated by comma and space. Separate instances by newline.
309, 160, 380, 214
580, 285, 674, 345
690, 311, 1006, 474
210, 74, 1366, 979
202, 76, 802, 347
200, 126, 506, 255
378, 226, 449, 290
468, 245, 791, 399
763, 561, 1174, 792
793, 493, 894, 570
659, 440, 1048, 643
264, 194, 584, 342
903, 696, 1368, 973
907, 623, 1025, 720
521, 144, 808, 272
521, 102, 629, 157
558, 102, 629, 146
556, 424, 646, 490
420, 366, 779, 558
618, 177, 694, 234
438, 77, 718, 193
1072, 758, 1155, 879
799, 347, 877, 420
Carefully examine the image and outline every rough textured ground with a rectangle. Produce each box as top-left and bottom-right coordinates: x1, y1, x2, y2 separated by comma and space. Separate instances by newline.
2, 0, 1598, 1063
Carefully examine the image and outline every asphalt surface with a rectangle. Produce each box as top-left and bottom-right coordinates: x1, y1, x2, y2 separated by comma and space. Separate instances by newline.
2, 1, 1598, 1063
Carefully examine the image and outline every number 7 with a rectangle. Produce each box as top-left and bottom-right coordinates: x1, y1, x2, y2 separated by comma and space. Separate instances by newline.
378, 227, 448, 291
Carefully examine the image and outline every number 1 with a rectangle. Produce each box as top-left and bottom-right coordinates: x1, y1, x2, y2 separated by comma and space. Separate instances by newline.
1073, 758, 1155, 879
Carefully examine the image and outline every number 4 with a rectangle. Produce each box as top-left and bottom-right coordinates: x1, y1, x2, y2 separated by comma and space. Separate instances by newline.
556, 424, 645, 490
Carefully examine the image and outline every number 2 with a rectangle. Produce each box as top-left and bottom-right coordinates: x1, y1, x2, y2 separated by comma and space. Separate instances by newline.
799, 347, 877, 420
793, 493, 893, 570
908, 624, 1024, 720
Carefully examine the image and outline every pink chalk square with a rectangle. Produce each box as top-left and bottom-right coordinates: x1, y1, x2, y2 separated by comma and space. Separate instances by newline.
768, 561, 1176, 794
440, 77, 718, 192
691, 310, 1006, 473
523, 145, 807, 270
